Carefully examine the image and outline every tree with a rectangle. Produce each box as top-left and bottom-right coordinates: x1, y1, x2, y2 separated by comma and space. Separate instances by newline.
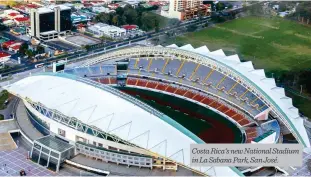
167, 18, 180, 27
96, 12, 111, 24
18, 43, 28, 56
83, 45, 91, 51
0, 23, 7, 31
112, 15, 119, 26
186, 24, 197, 32
124, 8, 138, 24
115, 7, 124, 16
140, 13, 156, 31
36, 45, 45, 54
295, 2, 311, 18
25, 49, 34, 58
154, 18, 160, 32
216, 2, 225, 11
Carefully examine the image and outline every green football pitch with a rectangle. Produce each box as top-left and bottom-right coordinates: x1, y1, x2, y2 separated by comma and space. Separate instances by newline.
117, 87, 243, 143
167, 16, 311, 119
170, 16, 311, 75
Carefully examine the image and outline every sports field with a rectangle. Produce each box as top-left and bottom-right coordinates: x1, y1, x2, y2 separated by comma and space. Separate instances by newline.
171, 17, 311, 75
168, 16, 311, 118
118, 87, 243, 143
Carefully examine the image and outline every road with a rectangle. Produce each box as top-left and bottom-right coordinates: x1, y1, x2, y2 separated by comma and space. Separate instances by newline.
0, 17, 210, 77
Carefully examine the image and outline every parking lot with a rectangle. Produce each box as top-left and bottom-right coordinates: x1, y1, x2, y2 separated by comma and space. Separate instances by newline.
46, 39, 79, 51
65, 35, 100, 47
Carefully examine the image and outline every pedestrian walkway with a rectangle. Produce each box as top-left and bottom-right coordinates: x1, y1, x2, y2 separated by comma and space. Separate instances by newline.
0, 145, 54, 176
0, 119, 18, 133
15, 100, 43, 141
0, 133, 17, 151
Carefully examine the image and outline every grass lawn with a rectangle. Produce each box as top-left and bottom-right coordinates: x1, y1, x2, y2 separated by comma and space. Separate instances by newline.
167, 16, 311, 118
169, 16, 311, 75
286, 91, 311, 118
0, 90, 9, 110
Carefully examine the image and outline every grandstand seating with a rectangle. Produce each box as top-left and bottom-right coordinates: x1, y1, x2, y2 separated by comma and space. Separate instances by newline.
137, 58, 149, 70
94, 76, 117, 85
110, 77, 117, 84
146, 81, 158, 89
126, 58, 269, 117
149, 58, 165, 72
178, 61, 197, 78
193, 65, 212, 82
64, 65, 117, 77
261, 119, 280, 142
98, 77, 110, 84
126, 77, 253, 128
128, 58, 137, 69
163, 59, 181, 75
218, 77, 236, 93
245, 127, 263, 143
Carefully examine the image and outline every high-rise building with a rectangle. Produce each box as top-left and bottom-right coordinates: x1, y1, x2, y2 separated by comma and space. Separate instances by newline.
162, 0, 211, 21
28, 5, 72, 41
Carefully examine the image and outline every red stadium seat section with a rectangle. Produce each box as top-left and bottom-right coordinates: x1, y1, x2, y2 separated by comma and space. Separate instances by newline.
125, 77, 252, 128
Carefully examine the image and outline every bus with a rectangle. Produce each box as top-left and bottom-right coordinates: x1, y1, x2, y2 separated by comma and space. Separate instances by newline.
34, 63, 44, 68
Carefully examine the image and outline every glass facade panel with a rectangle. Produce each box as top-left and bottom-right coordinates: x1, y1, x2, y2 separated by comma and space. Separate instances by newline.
39, 12, 55, 33
60, 10, 72, 31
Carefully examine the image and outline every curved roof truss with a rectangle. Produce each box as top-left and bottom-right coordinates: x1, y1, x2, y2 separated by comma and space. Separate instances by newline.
81, 45, 310, 148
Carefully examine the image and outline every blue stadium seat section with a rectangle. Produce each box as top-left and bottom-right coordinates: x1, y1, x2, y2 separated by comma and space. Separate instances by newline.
261, 119, 280, 142
218, 77, 236, 92
163, 59, 182, 75
64, 65, 117, 77
128, 58, 137, 69
205, 70, 225, 87
137, 58, 149, 70
178, 61, 197, 78
149, 58, 165, 72
193, 65, 211, 82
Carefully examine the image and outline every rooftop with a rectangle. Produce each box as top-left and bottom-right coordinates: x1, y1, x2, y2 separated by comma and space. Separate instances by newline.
14, 17, 30, 22
122, 24, 138, 30
0, 51, 10, 58
2, 40, 18, 47
11, 44, 21, 50
8, 12, 20, 17
5, 72, 242, 176
35, 135, 74, 153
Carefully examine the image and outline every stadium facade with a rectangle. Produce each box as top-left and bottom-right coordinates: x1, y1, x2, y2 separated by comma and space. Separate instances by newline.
5, 44, 310, 176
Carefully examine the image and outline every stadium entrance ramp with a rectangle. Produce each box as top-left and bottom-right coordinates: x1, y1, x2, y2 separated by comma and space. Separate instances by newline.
30, 135, 75, 172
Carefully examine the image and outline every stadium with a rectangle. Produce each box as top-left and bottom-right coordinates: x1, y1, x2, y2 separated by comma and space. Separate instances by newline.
4, 44, 311, 176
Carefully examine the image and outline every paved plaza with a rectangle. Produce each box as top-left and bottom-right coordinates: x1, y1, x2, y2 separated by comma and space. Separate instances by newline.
0, 145, 54, 176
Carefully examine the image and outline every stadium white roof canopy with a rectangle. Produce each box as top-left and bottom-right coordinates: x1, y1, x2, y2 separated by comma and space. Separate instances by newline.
5, 73, 242, 176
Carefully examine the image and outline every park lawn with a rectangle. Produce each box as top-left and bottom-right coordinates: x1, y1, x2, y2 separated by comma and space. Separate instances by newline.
171, 16, 311, 75
286, 91, 311, 119
167, 16, 311, 118
0, 90, 9, 110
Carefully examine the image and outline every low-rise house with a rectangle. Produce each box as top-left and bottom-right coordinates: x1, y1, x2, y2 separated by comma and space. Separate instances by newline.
122, 24, 138, 32
87, 23, 126, 38
92, 6, 114, 14
14, 17, 30, 26
7, 12, 24, 20
0, 51, 11, 63
71, 13, 89, 24
2, 40, 22, 50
